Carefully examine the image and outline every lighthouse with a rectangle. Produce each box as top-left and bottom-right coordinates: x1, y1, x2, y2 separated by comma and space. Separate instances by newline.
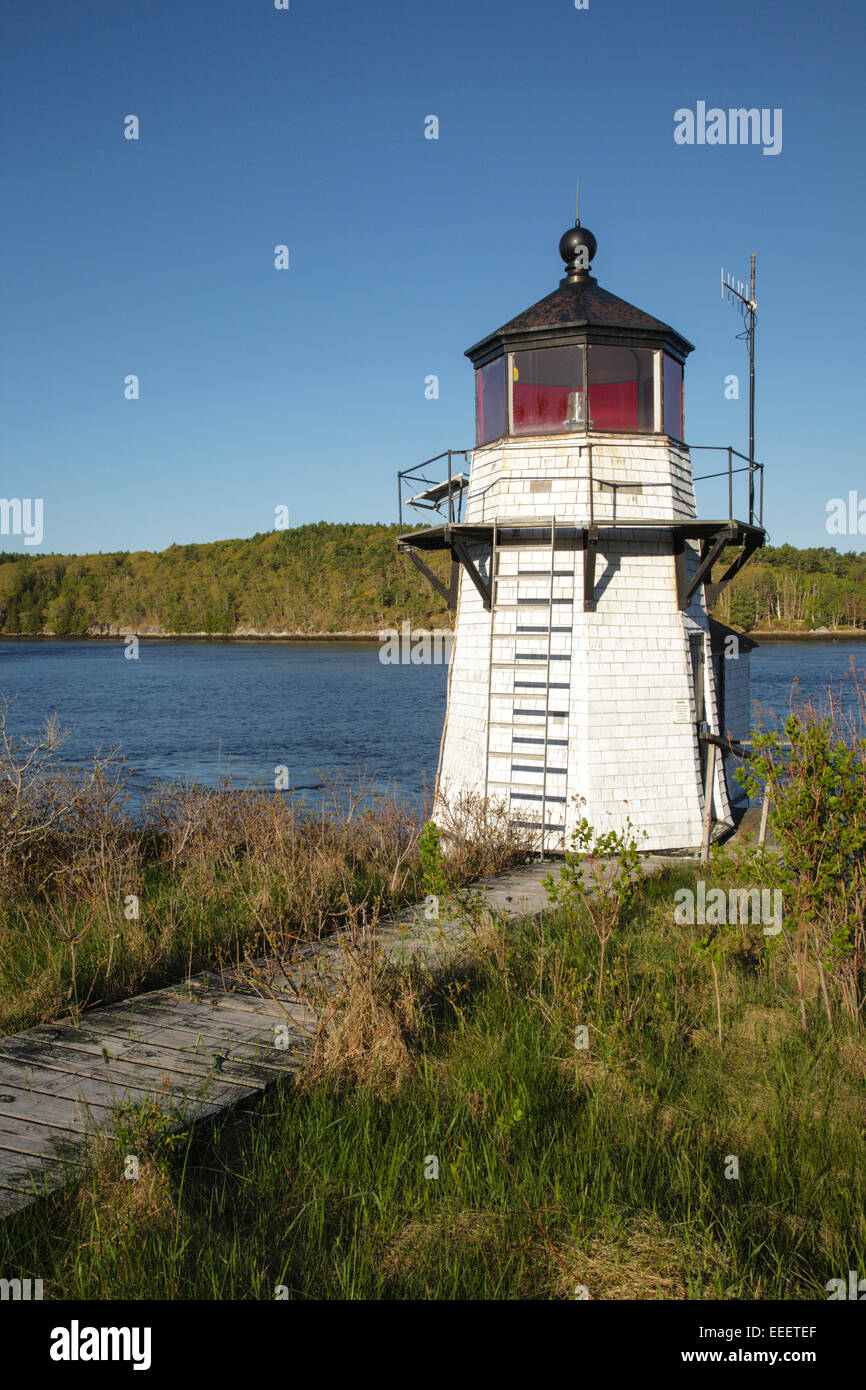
398, 220, 765, 853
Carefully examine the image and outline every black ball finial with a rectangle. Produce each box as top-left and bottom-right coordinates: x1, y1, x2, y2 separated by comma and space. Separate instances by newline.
559, 223, 597, 284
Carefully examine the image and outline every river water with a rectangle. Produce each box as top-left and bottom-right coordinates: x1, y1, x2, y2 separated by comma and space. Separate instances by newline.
0, 638, 862, 803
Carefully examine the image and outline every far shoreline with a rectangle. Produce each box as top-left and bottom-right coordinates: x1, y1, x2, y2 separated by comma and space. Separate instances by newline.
0, 631, 385, 643
2, 629, 866, 645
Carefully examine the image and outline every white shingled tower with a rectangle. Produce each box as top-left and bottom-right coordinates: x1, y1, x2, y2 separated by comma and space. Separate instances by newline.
398, 218, 764, 852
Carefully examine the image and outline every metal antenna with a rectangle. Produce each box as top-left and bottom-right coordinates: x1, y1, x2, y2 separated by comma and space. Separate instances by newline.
720, 254, 757, 524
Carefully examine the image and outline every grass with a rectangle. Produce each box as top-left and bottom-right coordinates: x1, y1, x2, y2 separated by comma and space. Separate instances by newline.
2, 862, 863, 1300
0, 702, 534, 1036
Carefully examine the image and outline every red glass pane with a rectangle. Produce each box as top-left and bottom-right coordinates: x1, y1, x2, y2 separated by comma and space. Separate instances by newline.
512, 383, 574, 432
476, 358, 507, 445
663, 353, 684, 440
587, 346, 655, 432
511, 348, 585, 436
588, 381, 638, 431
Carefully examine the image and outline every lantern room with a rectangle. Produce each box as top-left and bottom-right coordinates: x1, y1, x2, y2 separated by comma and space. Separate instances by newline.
470, 224, 690, 448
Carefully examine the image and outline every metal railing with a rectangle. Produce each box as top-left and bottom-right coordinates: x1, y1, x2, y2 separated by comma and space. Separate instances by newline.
398, 443, 766, 531
689, 445, 765, 527
398, 449, 471, 530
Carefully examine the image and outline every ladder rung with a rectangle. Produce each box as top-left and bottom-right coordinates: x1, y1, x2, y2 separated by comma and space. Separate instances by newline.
491, 653, 571, 663
487, 782, 568, 803
489, 748, 566, 763
492, 629, 572, 640
510, 763, 567, 775
488, 721, 569, 731
513, 736, 569, 746
512, 819, 566, 832
492, 603, 569, 611
512, 709, 569, 718
514, 681, 570, 689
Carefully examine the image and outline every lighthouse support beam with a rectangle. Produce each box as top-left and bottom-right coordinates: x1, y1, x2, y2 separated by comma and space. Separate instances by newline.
674, 522, 763, 611
678, 530, 733, 610
401, 547, 459, 610
583, 525, 599, 612
703, 533, 764, 610
450, 537, 492, 610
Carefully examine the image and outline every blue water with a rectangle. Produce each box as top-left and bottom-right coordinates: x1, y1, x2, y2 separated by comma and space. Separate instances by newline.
0, 640, 448, 802
749, 640, 865, 729
0, 638, 862, 801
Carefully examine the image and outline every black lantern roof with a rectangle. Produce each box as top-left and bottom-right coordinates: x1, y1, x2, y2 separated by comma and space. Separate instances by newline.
465, 222, 695, 368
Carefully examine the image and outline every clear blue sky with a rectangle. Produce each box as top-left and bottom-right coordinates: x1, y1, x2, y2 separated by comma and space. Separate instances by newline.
1, 0, 863, 555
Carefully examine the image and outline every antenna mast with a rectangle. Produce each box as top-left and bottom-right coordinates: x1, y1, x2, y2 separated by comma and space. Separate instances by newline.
721, 255, 757, 524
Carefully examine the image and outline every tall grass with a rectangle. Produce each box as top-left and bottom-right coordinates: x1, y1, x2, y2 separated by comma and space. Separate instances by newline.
734, 660, 866, 1033
0, 694, 533, 1036
1, 865, 863, 1299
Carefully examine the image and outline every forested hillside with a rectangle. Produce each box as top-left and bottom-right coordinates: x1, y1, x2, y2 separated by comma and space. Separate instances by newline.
712, 543, 866, 632
0, 525, 452, 635
0, 526, 863, 637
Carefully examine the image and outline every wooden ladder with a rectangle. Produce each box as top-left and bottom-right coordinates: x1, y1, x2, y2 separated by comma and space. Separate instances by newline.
484, 519, 572, 853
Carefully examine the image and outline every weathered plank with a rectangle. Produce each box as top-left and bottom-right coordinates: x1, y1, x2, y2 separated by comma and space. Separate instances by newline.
4, 1028, 300, 1085
0, 860, 566, 1219
57, 992, 268, 1043
0, 1055, 168, 1106
0, 1042, 270, 1106
0, 1116, 82, 1160
0, 1082, 112, 1134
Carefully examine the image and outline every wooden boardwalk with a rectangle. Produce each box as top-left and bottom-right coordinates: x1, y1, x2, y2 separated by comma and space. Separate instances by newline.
0, 828, 768, 1219
0, 861, 558, 1218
